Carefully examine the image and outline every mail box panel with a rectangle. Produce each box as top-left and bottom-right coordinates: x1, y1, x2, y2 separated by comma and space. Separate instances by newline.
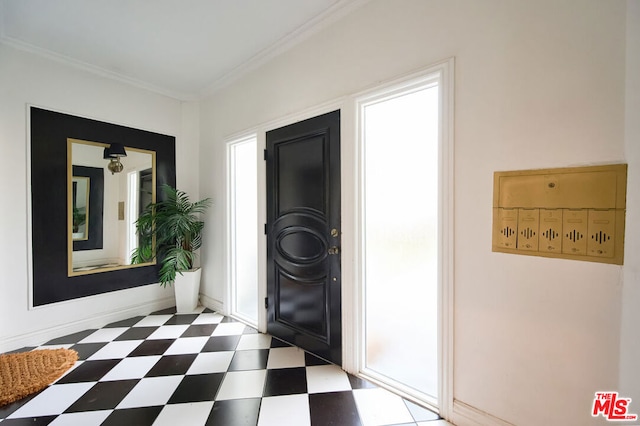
517, 209, 539, 251
499, 171, 618, 209
494, 208, 518, 249
538, 209, 562, 253
492, 164, 626, 264
562, 209, 588, 256
587, 209, 616, 258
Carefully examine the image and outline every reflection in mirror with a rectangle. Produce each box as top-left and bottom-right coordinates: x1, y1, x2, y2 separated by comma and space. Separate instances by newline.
72, 164, 104, 252
72, 176, 89, 240
68, 138, 156, 276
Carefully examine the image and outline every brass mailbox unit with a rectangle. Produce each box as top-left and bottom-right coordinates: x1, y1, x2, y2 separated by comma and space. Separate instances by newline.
492, 164, 627, 264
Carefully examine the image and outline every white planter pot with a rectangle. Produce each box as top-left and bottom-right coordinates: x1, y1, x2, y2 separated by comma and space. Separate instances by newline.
174, 268, 201, 313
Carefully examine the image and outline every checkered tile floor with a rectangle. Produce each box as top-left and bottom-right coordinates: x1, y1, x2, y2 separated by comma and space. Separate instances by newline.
1, 307, 445, 425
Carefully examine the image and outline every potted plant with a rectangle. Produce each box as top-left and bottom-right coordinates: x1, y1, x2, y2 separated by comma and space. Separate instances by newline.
72, 206, 86, 239
132, 184, 212, 313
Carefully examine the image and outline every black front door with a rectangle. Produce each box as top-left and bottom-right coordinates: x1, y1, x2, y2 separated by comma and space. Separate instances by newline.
266, 110, 341, 365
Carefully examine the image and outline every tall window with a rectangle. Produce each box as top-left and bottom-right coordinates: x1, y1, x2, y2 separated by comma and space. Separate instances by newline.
359, 76, 440, 404
228, 136, 259, 325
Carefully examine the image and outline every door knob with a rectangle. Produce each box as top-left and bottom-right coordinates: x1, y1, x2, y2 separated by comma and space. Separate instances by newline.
328, 246, 340, 255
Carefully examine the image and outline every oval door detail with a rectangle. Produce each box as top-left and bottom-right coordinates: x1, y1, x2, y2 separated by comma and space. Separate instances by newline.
266, 109, 341, 366
276, 227, 327, 264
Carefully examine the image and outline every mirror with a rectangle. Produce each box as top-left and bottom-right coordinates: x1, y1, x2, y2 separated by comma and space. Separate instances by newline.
68, 138, 156, 276
72, 176, 89, 240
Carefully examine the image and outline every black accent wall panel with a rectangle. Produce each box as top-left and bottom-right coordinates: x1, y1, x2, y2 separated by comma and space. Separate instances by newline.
30, 107, 176, 306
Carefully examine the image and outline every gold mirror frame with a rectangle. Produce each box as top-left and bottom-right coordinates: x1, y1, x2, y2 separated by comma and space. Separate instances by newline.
67, 138, 157, 276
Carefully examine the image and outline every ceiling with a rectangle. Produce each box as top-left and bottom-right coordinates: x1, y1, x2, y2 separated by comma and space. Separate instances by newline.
0, 0, 365, 100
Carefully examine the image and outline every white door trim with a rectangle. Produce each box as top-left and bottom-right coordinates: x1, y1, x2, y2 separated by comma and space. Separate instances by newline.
342, 57, 455, 417
222, 57, 455, 419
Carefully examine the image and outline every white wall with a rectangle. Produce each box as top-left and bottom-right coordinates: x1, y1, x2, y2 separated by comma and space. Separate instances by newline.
198, 1, 628, 425
620, 0, 640, 410
0, 43, 193, 351
178, 100, 201, 206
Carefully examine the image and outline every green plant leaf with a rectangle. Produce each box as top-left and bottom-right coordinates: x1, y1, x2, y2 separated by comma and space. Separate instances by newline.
131, 184, 212, 287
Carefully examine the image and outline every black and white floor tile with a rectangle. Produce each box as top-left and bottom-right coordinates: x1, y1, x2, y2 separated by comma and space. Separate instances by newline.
0, 307, 450, 426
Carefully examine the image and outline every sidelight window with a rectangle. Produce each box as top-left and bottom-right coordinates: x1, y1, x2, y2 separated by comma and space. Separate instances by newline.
359, 76, 440, 405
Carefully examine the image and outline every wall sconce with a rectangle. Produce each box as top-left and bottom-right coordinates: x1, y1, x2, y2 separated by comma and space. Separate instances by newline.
103, 143, 127, 174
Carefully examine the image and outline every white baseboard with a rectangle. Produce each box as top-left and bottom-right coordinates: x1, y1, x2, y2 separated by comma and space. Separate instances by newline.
450, 400, 514, 426
199, 294, 225, 314
1, 297, 175, 353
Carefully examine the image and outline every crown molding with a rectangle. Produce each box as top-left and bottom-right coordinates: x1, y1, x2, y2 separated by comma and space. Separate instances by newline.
0, 35, 196, 101
0, 0, 371, 101
199, 0, 372, 98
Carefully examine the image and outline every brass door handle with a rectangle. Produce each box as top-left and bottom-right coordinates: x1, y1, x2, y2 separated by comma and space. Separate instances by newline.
328, 246, 340, 255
